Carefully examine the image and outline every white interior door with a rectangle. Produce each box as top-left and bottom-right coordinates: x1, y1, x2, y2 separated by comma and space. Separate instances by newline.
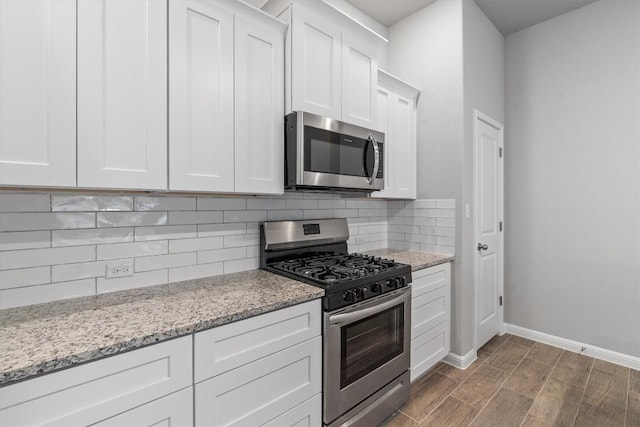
474, 110, 504, 349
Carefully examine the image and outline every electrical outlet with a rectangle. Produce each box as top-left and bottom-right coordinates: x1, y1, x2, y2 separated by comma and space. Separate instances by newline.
105, 262, 134, 279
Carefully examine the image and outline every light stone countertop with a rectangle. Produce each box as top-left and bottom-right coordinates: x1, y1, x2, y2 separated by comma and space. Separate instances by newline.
364, 248, 455, 271
0, 269, 323, 387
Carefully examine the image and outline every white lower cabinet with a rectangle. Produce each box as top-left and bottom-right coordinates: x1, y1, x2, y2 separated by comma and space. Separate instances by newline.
194, 299, 322, 427
0, 301, 323, 427
92, 387, 193, 427
410, 263, 451, 382
0, 336, 192, 427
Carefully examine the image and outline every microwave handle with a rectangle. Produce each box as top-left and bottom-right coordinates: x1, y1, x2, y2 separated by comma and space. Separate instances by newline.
368, 134, 380, 184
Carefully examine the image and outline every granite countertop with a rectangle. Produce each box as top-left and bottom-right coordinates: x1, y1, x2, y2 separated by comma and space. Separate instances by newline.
0, 270, 324, 387
365, 248, 455, 271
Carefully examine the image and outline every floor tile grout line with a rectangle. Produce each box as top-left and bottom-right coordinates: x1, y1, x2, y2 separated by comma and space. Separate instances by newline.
465, 336, 531, 426
518, 347, 565, 426
624, 368, 631, 427
568, 353, 595, 427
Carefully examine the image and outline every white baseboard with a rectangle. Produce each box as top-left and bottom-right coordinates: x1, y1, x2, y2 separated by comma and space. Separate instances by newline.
443, 349, 477, 369
505, 323, 640, 370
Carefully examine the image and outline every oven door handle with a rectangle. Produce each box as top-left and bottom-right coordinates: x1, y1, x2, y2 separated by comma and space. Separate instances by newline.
329, 289, 409, 326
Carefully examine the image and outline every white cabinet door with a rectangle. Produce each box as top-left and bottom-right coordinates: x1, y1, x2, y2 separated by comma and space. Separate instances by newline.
234, 15, 284, 194
291, 4, 341, 120
0, 336, 192, 427
169, 0, 234, 192
77, 0, 167, 190
341, 31, 377, 129
393, 92, 417, 199
0, 0, 76, 187
195, 336, 321, 427
92, 387, 193, 427
372, 82, 394, 198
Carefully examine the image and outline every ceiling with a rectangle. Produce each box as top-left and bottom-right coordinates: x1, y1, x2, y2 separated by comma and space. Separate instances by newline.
344, 0, 599, 35
245, 0, 600, 36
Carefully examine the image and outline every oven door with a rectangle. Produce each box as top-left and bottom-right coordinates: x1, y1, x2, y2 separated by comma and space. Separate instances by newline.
324, 287, 411, 424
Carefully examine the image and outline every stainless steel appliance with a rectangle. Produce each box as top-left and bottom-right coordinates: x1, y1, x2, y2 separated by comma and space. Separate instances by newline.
285, 111, 385, 192
260, 219, 411, 427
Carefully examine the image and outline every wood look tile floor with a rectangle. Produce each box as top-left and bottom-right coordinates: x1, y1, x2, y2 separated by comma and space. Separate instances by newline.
383, 334, 640, 427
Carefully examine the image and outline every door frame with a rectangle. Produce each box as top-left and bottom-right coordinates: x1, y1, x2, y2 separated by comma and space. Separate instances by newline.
472, 109, 505, 351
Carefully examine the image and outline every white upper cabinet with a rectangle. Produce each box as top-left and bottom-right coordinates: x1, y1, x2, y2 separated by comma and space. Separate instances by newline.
77, 0, 168, 190
373, 71, 419, 200
234, 14, 285, 194
264, 0, 384, 128
169, 0, 235, 192
170, 0, 285, 194
0, 0, 76, 187
290, 4, 342, 120
341, 31, 378, 128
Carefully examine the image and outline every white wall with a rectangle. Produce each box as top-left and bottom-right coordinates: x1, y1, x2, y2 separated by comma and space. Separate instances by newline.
387, 0, 464, 200
462, 0, 504, 353
387, 0, 504, 357
505, 0, 640, 357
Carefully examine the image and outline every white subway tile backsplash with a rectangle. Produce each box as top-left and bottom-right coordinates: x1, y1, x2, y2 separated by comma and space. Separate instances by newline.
0, 267, 50, 290
303, 209, 334, 219
97, 270, 167, 294
0, 193, 50, 212
223, 234, 259, 248
246, 198, 286, 210
52, 228, 133, 247
0, 212, 95, 232
223, 210, 267, 223
135, 253, 196, 272
0, 231, 50, 251
135, 196, 196, 211
267, 210, 303, 221
198, 247, 246, 264
52, 195, 132, 212
197, 197, 246, 211
97, 241, 167, 260
169, 236, 223, 253
168, 211, 223, 225
318, 199, 346, 209
97, 212, 167, 228
285, 199, 318, 210
135, 225, 197, 242
198, 223, 246, 237
0, 246, 95, 270
0, 279, 95, 309
169, 262, 223, 282
0, 192, 456, 308
224, 257, 259, 274
52, 260, 130, 282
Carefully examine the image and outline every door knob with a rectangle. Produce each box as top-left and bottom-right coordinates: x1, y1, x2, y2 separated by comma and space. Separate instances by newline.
477, 243, 488, 251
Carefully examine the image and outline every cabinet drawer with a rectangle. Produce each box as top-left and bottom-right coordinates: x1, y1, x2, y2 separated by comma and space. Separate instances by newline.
410, 321, 450, 382
412, 286, 449, 338
195, 336, 322, 427
0, 336, 192, 427
263, 394, 321, 427
411, 263, 450, 298
194, 299, 321, 383
92, 387, 193, 427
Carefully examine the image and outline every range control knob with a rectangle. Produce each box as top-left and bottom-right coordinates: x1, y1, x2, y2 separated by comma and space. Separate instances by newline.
354, 288, 367, 300
342, 290, 355, 302
396, 277, 406, 288
370, 283, 381, 293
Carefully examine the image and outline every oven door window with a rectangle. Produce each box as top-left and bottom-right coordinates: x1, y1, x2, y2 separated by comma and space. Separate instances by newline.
303, 126, 375, 178
340, 304, 404, 389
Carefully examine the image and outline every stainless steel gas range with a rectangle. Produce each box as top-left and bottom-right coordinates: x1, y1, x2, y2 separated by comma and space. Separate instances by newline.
260, 218, 412, 427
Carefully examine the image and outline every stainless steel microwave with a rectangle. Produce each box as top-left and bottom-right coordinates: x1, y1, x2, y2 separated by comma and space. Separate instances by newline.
285, 111, 384, 192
